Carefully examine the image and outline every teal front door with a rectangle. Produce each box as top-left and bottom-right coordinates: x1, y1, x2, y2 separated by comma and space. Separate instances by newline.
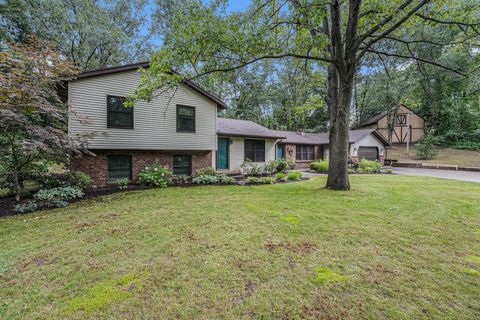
277, 144, 285, 159
217, 138, 229, 169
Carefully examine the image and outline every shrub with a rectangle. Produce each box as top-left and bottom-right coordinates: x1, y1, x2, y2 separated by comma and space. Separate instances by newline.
14, 201, 38, 214
33, 186, 84, 208
259, 177, 275, 184
192, 175, 218, 184
196, 167, 217, 176
138, 162, 173, 188
240, 160, 261, 176
276, 172, 286, 180
217, 175, 236, 184
287, 171, 303, 181
40, 171, 92, 190
275, 158, 294, 172
173, 175, 191, 185
263, 161, 278, 175
385, 169, 393, 174
357, 159, 381, 174
245, 176, 259, 184
415, 134, 438, 160
310, 160, 329, 173
116, 178, 129, 190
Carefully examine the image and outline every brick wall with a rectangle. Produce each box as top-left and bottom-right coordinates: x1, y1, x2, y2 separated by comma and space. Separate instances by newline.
71, 150, 213, 187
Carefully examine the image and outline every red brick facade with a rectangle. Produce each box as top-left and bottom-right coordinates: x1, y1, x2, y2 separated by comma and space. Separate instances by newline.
71, 150, 213, 186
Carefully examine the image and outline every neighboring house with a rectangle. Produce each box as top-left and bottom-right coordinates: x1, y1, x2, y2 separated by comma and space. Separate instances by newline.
68, 62, 390, 186
359, 104, 425, 144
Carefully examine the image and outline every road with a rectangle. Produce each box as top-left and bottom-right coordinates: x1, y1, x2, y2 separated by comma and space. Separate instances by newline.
391, 167, 480, 183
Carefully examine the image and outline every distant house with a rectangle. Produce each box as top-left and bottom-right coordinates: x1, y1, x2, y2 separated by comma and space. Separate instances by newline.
359, 104, 425, 144
68, 62, 390, 186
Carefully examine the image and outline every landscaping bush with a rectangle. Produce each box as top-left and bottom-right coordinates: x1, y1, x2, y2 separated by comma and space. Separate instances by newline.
41, 171, 92, 190
33, 186, 84, 208
116, 178, 129, 190
275, 158, 294, 172
240, 160, 262, 176
192, 175, 218, 184
138, 162, 173, 188
196, 167, 217, 176
259, 177, 275, 184
245, 177, 259, 184
14, 201, 38, 214
357, 159, 381, 174
173, 175, 192, 185
416, 134, 438, 160
217, 175, 236, 184
287, 171, 303, 181
310, 160, 329, 173
276, 172, 286, 180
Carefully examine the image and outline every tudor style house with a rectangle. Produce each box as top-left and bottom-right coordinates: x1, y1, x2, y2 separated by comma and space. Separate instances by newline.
68, 62, 390, 186
359, 104, 425, 144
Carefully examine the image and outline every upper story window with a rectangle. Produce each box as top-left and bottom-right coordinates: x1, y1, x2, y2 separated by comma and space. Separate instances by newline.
176, 105, 196, 132
244, 139, 265, 162
395, 114, 407, 125
107, 95, 133, 129
296, 145, 315, 161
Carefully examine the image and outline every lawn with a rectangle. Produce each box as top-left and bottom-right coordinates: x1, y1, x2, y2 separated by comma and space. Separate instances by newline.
387, 145, 480, 167
1, 176, 480, 319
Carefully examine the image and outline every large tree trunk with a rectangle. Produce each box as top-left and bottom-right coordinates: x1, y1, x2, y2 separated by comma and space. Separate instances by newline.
326, 66, 354, 190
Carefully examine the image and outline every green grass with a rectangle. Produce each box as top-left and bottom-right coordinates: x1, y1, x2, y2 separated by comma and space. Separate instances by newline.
1, 176, 480, 319
388, 145, 480, 167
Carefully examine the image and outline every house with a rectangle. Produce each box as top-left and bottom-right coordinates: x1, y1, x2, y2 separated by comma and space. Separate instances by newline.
68, 62, 390, 186
68, 62, 226, 186
359, 104, 425, 144
272, 128, 390, 168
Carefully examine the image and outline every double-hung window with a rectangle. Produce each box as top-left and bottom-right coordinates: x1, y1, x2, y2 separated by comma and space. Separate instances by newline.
244, 139, 265, 162
107, 155, 132, 180
107, 95, 133, 129
173, 155, 192, 175
176, 105, 196, 132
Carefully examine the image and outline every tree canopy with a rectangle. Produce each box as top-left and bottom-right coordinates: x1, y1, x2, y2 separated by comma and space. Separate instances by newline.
133, 0, 480, 190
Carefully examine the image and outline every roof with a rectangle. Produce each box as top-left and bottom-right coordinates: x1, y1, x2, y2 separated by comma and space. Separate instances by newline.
73, 62, 228, 110
217, 118, 286, 139
275, 128, 391, 146
217, 119, 390, 145
359, 104, 426, 127
359, 112, 387, 127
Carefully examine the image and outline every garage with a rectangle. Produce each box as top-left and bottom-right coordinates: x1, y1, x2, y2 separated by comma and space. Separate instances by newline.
358, 146, 379, 161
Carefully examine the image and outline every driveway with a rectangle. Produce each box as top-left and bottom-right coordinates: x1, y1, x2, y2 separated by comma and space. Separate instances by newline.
391, 167, 480, 183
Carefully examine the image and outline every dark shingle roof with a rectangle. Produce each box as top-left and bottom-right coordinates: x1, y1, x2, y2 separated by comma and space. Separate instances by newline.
274, 128, 390, 146
359, 112, 387, 127
217, 118, 286, 139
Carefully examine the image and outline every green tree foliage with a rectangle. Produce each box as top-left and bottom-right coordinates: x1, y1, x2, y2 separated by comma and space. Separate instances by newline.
354, 24, 480, 148
0, 0, 152, 71
0, 38, 90, 201
132, 0, 479, 190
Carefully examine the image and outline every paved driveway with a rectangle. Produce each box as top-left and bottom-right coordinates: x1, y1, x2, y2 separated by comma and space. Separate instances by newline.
391, 167, 480, 183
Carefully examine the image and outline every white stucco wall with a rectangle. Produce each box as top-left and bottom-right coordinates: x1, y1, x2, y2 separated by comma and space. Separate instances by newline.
226, 137, 277, 171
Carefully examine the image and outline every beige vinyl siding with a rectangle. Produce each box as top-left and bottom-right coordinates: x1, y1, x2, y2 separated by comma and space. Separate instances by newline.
228, 137, 276, 171
69, 70, 217, 150
350, 134, 385, 158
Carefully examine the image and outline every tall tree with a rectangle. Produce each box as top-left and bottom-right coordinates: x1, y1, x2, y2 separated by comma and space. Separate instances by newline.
132, 0, 479, 190
0, 0, 152, 71
0, 38, 90, 201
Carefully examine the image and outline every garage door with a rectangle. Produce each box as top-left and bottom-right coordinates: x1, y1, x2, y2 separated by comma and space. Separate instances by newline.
358, 147, 379, 161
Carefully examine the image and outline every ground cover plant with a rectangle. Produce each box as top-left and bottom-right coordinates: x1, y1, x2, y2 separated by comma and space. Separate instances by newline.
1, 176, 480, 319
